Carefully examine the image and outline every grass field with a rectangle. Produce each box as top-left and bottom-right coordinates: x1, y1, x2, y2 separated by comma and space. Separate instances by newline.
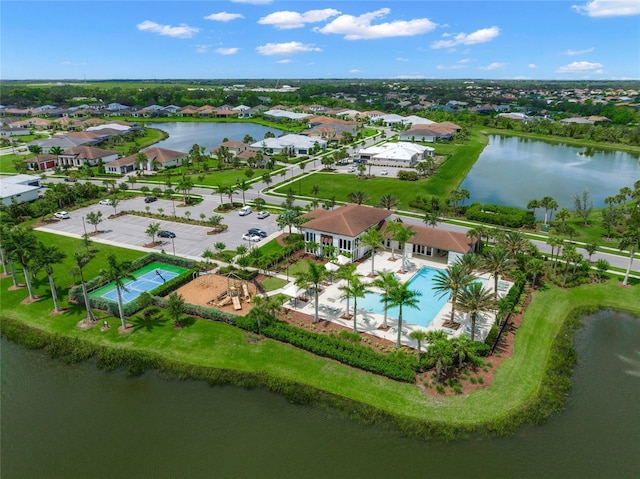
272, 130, 488, 211
1, 233, 639, 427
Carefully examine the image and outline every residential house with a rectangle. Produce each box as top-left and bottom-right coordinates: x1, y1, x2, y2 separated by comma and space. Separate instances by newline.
140, 147, 188, 170
104, 154, 137, 174
58, 146, 119, 167
24, 154, 58, 171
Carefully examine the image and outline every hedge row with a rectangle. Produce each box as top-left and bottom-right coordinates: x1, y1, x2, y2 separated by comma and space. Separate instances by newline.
152, 296, 237, 325
466, 203, 535, 228
235, 315, 416, 382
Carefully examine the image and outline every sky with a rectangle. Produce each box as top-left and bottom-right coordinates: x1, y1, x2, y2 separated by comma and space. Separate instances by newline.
2, 0, 639, 80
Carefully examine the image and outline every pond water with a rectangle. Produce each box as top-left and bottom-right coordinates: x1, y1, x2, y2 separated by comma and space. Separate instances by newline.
2, 309, 639, 478
146, 122, 283, 153
460, 135, 640, 209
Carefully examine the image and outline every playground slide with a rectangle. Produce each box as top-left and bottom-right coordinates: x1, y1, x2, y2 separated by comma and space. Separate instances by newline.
242, 284, 250, 299
232, 296, 242, 310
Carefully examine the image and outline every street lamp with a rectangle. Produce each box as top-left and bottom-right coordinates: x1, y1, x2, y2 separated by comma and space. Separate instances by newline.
171, 236, 176, 256
81, 216, 89, 253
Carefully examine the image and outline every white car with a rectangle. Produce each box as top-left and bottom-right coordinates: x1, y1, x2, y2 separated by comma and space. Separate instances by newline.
99, 199, 113, 205
380, 169, 388, 176
54, 211, 70, 219
256, 211, 270, 219
239, 206, 252, 216
242, 233, 261, 242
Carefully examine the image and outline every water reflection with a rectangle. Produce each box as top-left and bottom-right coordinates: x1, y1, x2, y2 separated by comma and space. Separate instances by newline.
461, 135, 640, 209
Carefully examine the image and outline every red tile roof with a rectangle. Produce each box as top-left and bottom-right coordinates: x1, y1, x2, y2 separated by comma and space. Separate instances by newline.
301, 204, 391, 236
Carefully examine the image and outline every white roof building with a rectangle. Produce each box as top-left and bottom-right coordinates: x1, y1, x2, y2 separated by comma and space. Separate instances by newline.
251, 134, 326, 155
0, 174, 42, 206
263, 109, 312, 121
356, 142, 434, 167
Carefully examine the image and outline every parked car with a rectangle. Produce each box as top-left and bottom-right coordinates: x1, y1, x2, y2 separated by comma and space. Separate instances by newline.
242, 233, 261, 242
256, 211, 270, 219
158, 230, 176, 238
248, 227, 267, 238
99, 199, 113, 205
347, 167, 356, 173
54, 211, 70, 219
238, 206, 252, 216
144, 196, 157, 203
380, 169, 388, 176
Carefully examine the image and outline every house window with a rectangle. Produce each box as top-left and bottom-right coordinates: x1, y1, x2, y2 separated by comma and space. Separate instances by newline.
305, 231, 314, 242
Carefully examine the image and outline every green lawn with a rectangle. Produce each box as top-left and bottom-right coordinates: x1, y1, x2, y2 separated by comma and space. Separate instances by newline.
273, 130, 488, 211
0, 154, 23, 173
141, 166, 278, 189
2, 232, 640, 429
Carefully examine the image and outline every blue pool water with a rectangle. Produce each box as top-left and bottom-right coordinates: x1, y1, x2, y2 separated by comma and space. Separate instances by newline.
356, 267, 486, 328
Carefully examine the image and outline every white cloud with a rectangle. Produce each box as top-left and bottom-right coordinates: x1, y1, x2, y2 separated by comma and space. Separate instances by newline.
565, 47, 595, 55
256, 41, 322, 56
396, 57, 409, 62
216, 47, 240, 55
431, 26, 500, 49
60, 61, 88, 66
556, 61, 604, 73
204, 12, 244, 22
277, 59, 293, 64
436, 64, 466, 70
258, 9, 341, 29
316, 8, 437, 40
436, 58, 472, 70
479, 62, 506, 71
137, 20, 199, 39
194, 44, 211, 54
231, 0, 272, 5
529, 63, 537, 68
572, 0, 640, 17
349, 69, 362, 74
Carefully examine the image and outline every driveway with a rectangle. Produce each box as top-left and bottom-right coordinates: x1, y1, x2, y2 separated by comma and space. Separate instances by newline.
42, 197, 280, 259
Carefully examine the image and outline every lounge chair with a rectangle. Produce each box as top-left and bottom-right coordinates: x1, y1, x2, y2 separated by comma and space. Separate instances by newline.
242, 284, 250, 299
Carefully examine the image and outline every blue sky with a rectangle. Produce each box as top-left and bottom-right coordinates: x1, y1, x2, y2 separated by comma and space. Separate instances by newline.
2, 0, 639, 80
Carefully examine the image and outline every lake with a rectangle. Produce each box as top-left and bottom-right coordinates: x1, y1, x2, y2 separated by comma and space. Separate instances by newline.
460, 135, 640, 209
146, 122, 283, 153
2, 309, 639, 478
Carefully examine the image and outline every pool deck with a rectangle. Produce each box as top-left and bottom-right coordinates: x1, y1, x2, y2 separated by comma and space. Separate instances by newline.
278, 251, 512, 349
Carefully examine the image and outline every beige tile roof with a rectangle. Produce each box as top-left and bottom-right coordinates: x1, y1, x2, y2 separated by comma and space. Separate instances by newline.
143, 147, 187, 163
381, 222, 475, 253
301, 204, 391, 236
61, 146, 118, 159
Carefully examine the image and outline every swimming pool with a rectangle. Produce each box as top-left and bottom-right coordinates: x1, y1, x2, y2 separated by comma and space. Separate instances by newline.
356, 266, 485, 328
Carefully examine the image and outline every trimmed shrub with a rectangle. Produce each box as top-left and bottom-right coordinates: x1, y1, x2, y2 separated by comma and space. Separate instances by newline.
466, 203, 535, 228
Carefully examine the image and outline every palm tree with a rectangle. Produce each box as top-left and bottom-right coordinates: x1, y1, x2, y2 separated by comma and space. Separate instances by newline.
85, 211, 103, 233
34, 242, 66, 313
480, 247, 511, 299
339, 275, 369, 333
294, 261, 328, 323
377, 194, 399, 210
146, 222, 160, 244
167, 292, 186, 326
176, 175, 194, 204
555, 207, 571, 231
432, 263, 473, 324
99, 254, 135, 330
540, 196, 558, 225
335, 263, 357, 318
390, 221, 415, 271
7, 226, 37, 300
371, 271, 400, 329
73, 251, 95, 323
501, 231, 529, 257
347, 190, 369, 205
236, 179, 252, 206
619, 225, 640, 286
359, 227, 383, 276
409, 330, 428, 364
456, 282, 496, 341
526, 257, 545, 289
426, 338, 454, 383
450, 335, 476, 369
387, 281, 422, 349
0, 223, 19, 288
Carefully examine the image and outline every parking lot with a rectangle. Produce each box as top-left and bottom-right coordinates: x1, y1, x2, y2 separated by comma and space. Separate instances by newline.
40, 197, 280, 259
